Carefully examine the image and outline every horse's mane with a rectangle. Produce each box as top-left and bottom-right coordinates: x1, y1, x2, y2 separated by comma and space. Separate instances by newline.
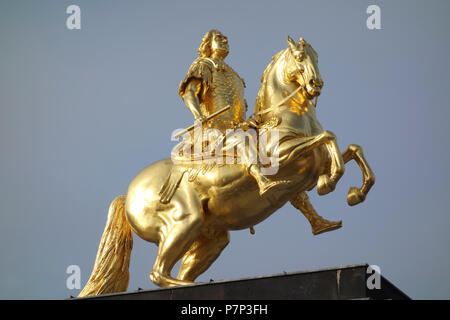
260, 49, 285, 83
255, 49, 287, 115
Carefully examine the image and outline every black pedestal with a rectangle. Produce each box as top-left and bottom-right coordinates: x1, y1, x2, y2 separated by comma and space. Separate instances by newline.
79, 264, 409, 300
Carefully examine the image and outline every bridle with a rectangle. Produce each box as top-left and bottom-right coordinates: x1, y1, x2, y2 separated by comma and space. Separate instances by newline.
253, 49, 318, 118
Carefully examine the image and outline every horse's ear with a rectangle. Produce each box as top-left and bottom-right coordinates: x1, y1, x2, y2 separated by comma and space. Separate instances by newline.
287, 35, 296, 50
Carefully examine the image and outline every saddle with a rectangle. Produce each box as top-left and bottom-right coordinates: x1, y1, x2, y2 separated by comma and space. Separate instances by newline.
159, 116, 280, 204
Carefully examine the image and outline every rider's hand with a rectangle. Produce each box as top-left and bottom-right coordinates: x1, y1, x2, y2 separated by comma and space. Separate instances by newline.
247, 118, 259, 128
235, 122, 248, 130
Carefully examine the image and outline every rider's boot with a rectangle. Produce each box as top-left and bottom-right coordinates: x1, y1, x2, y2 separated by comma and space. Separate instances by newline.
249, 164, 289, 196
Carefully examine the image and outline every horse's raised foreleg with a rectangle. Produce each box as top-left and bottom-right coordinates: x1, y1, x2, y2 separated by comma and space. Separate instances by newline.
341, 144, 375, 206
290, 191, 342, 235
279, 130, 345, 195
177, 230, 230, 282
149, 190, 205, 287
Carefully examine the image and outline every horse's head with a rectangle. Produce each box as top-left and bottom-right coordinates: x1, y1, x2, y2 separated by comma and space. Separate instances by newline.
286, 36, 323, 99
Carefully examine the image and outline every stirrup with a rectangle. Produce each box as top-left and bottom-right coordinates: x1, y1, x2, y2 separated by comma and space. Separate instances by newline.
259, 179, 289, 196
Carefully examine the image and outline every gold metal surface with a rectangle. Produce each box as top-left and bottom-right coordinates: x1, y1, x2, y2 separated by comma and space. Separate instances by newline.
79, 31, 375, 297
173, 105, 231, 139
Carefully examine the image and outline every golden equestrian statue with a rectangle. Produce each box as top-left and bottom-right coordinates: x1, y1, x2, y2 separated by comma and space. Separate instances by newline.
79, 30, 375, 297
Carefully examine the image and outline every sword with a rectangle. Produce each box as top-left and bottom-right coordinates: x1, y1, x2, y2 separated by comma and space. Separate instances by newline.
174, 105, 231, 139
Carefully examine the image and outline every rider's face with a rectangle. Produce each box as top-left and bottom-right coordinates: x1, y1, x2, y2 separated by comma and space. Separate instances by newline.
211, 33, 229, 58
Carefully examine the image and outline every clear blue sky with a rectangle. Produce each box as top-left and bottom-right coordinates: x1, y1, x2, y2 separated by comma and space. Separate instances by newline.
1, 0, 449, 299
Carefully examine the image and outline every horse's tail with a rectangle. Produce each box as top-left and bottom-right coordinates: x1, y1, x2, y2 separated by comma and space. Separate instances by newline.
78, 195, 133, 297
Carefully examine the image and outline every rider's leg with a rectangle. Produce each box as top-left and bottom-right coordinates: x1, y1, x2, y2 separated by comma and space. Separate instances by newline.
248, 164, 288, 196
177, 230, 230, 282
290, 191, 342, 235
238, 131, 288, 196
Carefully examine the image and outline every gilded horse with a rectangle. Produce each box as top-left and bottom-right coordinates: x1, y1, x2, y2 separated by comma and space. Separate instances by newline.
79, 36, 375, 297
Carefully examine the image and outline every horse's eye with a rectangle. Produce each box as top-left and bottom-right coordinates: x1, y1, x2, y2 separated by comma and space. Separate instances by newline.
295, 52, 304, 61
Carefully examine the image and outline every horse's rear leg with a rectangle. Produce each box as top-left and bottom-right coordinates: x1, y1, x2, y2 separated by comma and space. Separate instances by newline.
177, 230, 230, 282
150, 193, 204, 287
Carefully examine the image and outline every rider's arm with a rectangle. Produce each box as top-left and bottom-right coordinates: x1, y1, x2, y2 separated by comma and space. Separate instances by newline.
183, 79, 207, 122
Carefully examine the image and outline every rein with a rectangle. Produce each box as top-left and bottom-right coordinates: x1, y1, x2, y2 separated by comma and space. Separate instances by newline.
253, 85, 303, 117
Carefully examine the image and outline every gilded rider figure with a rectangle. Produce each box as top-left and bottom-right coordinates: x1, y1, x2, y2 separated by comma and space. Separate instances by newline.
178, 29, 284, 195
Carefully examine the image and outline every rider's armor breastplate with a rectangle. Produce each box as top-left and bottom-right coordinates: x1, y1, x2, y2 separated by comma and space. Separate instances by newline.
177, 57, 246, 132
201, 59, 246, 131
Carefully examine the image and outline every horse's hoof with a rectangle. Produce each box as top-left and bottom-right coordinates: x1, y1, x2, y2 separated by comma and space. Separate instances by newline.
150, 271, 195, 288
347, 187, 366, 206
317, 175, 335, 195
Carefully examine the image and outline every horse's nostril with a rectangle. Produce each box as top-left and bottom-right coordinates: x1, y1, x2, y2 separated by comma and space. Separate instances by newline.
313, 79, 323, 88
